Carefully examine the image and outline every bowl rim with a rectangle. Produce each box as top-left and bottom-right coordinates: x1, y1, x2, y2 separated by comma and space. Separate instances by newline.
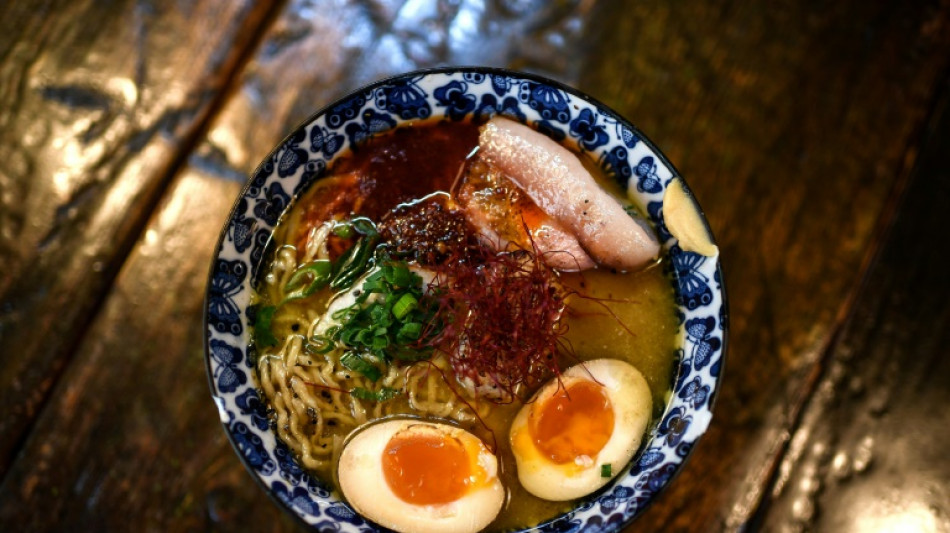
204, 65, 728, 532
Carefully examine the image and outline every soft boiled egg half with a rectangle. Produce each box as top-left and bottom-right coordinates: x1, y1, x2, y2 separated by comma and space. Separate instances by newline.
509, 359, 652, 501
337, 419, 505, 533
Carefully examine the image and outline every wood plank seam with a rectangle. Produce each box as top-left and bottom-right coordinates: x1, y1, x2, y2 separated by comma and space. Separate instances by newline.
0, 0, 289, 484
740, 68, 950, 531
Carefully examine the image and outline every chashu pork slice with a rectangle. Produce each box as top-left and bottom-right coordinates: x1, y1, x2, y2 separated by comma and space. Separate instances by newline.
457, 159, 595, 271
479, 117, 661, 271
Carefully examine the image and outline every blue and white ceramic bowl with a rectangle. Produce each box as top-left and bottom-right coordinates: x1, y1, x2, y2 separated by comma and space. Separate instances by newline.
205, 67, 727, 532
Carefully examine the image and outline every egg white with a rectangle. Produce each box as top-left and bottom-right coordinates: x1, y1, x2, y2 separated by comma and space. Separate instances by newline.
338, 419, 505, 533
509, 359, 653, 501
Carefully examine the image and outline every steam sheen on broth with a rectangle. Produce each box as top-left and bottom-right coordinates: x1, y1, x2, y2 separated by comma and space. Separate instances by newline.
250, 118, 677, 532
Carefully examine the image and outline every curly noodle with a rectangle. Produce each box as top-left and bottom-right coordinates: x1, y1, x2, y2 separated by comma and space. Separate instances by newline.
255, 236, 491, 474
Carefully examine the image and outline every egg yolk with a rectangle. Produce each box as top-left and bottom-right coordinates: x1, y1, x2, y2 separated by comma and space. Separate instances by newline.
382, 430, 472, 505
529, 380, 614, 464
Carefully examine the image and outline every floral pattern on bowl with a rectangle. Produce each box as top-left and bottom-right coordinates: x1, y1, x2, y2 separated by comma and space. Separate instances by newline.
205, 67, 727, 533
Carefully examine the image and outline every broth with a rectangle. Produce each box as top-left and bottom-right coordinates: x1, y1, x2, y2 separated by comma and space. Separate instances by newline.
251, 119, 678, 531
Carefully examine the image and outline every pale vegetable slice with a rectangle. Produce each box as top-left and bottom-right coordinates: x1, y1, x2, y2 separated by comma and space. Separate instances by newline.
479, 117, 661, 271
663, 178, 718, 257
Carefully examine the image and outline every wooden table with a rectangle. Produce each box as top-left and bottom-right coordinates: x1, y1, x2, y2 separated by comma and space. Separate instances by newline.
2, 1, 949, 531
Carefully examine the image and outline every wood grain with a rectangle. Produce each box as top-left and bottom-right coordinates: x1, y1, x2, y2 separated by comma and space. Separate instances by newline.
0, 172, 301, 531
2, 0, 950, 531
578, 0, 950, 530
0, 1, 596, 530
757, 82, 950, 533
189, 0, 595, 181
0, 0, 279, 477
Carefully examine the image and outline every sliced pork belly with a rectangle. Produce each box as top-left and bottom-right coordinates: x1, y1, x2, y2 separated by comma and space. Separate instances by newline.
479, 117, 661, 271
457, 159, 595, 271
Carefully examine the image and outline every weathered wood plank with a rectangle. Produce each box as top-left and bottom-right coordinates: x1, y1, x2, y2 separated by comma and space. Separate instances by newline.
577, 0, 950, 530
0, 1, 598, 530
3, 0, 950, 531
0, 172, 303, 531
756, 82, 950, 532
188, 0, 595, 180
0, 0, 278, 477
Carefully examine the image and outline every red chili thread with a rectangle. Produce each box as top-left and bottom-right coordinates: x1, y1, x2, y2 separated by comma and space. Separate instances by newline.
423, 242, 571, 404
300, 381, 351, 395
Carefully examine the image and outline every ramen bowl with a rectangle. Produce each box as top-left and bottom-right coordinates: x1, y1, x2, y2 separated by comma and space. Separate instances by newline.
205, 67, 727, 532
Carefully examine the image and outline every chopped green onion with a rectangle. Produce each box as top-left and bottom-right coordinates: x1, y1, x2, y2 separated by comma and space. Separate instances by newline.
369, 305, 388, 323
283, 260, 332, 302
385, 264, 413, 288
253, 306, 279, 348
392, 293, 418, 319
333, 223, 354, 239
351, 217, 378, 237
370, 336, 387, 351
305, 336, 335, 354
331, 243, 355, 275
601, 464, 612, 478
340, 327, 360, 345
340, 352, 381, 381
359, 329, 375, 345
397, 322, 423, 342
318, 255, 444, 375
331, 306, 358, 323
331, 235, 378, 291
350, 387, 400, 402
286, 260, 331, 290
360, 277, 386, 296
364, 268, 386, 283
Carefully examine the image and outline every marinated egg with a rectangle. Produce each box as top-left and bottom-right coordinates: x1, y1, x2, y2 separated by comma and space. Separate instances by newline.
509, 359, 652, 501
337, 419, 505, 533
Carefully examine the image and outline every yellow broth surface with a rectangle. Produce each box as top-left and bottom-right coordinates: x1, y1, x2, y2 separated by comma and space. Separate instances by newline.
251, 121, 679, 531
